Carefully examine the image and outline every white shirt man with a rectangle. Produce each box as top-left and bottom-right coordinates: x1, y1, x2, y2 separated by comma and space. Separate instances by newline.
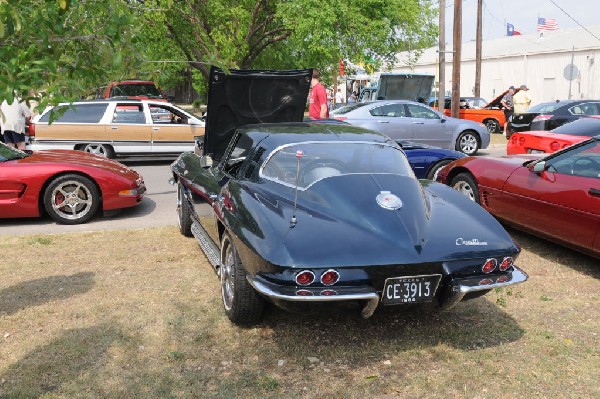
1, 98, 31, 150
335, 89, 344, 104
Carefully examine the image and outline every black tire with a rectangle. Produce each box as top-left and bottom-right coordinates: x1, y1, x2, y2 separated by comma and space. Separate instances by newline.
484, 119, 500, 133
81, 143, 115, 158
43, 174, 100, 224
426, 159, 453, 181
177, 181, 193, 237
449, 173, 480, 204
220, 233, 265, 325
455, 131, 480, 155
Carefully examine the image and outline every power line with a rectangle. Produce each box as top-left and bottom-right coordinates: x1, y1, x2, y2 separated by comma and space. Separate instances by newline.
548, 0, 600, 42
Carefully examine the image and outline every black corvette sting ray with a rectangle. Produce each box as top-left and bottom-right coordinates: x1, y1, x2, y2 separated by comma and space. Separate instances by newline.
171, 67, 528, 325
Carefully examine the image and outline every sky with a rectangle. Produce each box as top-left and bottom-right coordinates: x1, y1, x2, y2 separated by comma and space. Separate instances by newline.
444, 0, 598, 44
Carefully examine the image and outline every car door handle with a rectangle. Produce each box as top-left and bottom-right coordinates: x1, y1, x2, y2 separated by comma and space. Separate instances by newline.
111, 126, 118, 130
152, 127, 160, 131
589, 188, 600, 197
377, 120, 390, 123
413, 122, 425, 124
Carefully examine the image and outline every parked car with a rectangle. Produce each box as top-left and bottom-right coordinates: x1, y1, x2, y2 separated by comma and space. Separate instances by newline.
397, 140, 467, 180
437, 136, 600, 258
508, 100, 600, 138
430, 91, 512, 133
0, 142, 145, 224
359, 72, 435, 102
28, 99, 204, 158
507, 117, 600, 155
172, 67, 527, 325
96, 79, 170, 101
331, 100, 490, 155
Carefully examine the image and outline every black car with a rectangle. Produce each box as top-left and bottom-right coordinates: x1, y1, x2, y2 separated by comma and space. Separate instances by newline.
508, 100, 600, 138
171, 67, 527, 325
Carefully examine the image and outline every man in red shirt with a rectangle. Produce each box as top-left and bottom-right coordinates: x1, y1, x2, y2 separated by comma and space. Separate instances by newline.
309, 69, 329, 119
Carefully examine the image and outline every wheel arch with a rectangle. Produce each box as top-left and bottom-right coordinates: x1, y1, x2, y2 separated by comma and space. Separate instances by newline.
37, 171, 102, 216
482, 117, 500, 131
444, 166, 475, 188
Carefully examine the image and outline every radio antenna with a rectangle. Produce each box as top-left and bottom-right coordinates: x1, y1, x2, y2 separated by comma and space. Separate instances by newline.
290, 149, 303, 227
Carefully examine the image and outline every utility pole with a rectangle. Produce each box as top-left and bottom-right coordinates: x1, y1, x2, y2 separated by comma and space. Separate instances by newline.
438, 0, 446, 108
474, 0, 482, 97
451, 0, 462, 118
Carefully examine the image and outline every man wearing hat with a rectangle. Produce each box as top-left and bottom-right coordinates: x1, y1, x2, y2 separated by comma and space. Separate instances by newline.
513, 84, 532, 114
500, 85, 515, 134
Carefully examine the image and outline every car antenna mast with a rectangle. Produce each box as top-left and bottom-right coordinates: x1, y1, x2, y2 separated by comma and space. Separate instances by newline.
290, 149, 303, 227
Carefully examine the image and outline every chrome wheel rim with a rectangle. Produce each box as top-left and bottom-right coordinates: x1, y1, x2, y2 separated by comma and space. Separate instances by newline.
459, 134, 478, 154
83, 144, 108, 157
452, 180, 476, 201
486, 120, 499, 133
221, 243, 235, 310
51, 180, 94, 220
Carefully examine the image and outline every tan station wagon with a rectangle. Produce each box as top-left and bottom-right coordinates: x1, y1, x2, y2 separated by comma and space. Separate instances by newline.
28, 100, 205, 158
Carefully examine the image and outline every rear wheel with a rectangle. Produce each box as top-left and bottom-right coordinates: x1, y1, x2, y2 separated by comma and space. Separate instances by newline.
81, 143, 115, 158
43, 174, 100, 224
177, 181, 193, 237
426, 159, 453, 181
220, 233, 265, 325
456, 131, 480, 155
449, 173, 480, 204
484, 119, 500, 133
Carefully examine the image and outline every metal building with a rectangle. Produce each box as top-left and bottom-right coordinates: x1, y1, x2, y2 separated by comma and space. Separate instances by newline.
390, 25, 600, 104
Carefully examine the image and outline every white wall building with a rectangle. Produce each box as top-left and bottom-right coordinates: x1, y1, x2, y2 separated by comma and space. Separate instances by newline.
390, 25, 600, 104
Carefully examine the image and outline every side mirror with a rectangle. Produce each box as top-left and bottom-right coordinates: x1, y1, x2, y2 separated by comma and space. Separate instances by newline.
531, 161, 546, 174
440, 117, 446, 123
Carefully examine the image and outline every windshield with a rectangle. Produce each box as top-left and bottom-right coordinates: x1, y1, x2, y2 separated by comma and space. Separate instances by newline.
552, 118, 600, 136
111, 83, 164, 99
260, 142, 413, 189
0, 142, 28, 161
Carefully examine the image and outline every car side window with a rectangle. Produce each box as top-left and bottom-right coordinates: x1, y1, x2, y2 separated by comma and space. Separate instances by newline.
150, 105, 188, 124
222, 133, 254, 177
546, 141, 600, 179
406, 104, 440, 119
38, 104, 108, 123
369, 104, 405, 117
113, 104, 145, 124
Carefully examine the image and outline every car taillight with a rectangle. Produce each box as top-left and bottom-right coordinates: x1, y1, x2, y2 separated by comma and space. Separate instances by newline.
479, 278, 494, 286
510, 136, 517, 145
499, 257, 514, 272
482, 258, 497, 274
295, 270, 315, 286
518, 136, 525, 146
296, 289, 314, 296
320, 269, 340, 286
28, 123, 35, 137
532, 115, 552, 122
550, 141, 560, 152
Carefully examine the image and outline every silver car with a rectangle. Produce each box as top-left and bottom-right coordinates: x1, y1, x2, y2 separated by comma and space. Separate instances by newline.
331, 100, 490, 155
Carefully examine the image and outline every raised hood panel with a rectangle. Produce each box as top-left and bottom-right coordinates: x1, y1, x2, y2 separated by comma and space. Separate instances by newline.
252, 174, 516, 267
205, 67, 312, 160
377, 73, 435, 102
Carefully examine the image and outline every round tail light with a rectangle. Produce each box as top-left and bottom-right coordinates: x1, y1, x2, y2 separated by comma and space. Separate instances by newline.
550, 141, 560, 152
295, 270, 315, 286
320, 269, 340, 286
518, 136, 525, 146
482, 258, 497, 274
499, 257, 514, 272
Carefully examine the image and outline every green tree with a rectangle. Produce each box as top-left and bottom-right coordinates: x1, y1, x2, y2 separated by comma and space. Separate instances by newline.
0, 0, 135, 111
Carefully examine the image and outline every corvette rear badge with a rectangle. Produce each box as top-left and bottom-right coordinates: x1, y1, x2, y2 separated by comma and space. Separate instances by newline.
376, 191, 402, 210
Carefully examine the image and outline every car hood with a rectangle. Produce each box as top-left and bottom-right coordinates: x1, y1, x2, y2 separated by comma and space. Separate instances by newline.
204, 67, 312, 160
485, 88, 522, 109
251, 174, 518, 266
377, 73, 435, 102
19, 150, 138, 176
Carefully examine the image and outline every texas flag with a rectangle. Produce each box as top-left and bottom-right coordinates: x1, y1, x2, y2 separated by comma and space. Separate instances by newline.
507, 23, 521, 36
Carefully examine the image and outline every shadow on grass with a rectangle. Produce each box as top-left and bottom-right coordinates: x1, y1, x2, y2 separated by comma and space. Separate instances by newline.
505, 226, 600, 280
261, 296, 525, 365
0, 325, 120, 398
0, 272, 95, 316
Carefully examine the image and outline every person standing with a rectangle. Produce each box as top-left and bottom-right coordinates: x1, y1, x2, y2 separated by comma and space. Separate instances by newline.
1, 97, 31, 150
513, 84, 532, 114
335, 88, 344, 104
501, 85, 515, 135
309, 69, 329, 119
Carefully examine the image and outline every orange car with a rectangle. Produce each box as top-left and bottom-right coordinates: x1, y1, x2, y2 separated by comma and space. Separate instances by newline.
431, 91, 514, 133
507, 117, 600, 155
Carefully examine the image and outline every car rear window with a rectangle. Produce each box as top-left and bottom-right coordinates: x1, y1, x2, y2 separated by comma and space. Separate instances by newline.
528, 101, 570, 113
552, 117, 600, 136
38, 103, 108, 123
331, 102, 371, 114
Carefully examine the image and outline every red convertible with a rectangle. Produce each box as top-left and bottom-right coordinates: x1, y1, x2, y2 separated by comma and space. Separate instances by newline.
0, 142, 145, 224
437, 136, 600, 258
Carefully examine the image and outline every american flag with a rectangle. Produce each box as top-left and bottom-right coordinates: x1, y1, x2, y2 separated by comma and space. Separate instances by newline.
537, 17, 558, 32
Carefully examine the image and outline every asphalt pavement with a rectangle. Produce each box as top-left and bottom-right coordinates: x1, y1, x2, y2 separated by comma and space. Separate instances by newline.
0, 142, 508, 236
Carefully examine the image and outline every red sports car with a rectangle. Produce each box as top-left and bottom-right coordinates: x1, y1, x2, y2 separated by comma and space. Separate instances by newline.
0, 143, 145, 224
437, 136, 600, 258
507, 117, 600, 155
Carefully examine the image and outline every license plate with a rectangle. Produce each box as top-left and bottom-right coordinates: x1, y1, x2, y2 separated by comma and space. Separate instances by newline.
527, 149, 545, 154
381, 274, 441, 305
